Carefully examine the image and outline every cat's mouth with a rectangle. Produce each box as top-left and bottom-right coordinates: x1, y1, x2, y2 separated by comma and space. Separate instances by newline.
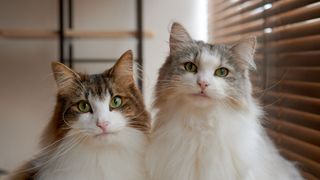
191, 92, 211, 99
94, 131, 116, 138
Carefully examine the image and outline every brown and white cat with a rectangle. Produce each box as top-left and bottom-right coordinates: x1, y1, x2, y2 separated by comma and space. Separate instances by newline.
146, 23, 303, 180
10, 50, 150, 180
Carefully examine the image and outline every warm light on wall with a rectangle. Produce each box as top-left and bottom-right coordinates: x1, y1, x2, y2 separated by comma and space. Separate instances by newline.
194, 0, 208, 41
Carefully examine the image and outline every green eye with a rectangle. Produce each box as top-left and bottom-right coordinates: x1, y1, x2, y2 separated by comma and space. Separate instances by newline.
184, 62, 197, 73
214, 67, 229, 77
110, 96, 122, 108
77, 101, 91, 113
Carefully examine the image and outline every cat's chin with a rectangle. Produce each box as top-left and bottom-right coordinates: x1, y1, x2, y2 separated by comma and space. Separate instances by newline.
84, 132, 122, 147
191, 92, 211, 99
94, 131, 116, 138
184, 93, 215, 108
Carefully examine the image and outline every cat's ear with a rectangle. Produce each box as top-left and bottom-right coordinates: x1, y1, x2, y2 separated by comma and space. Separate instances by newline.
230, 36, 256, 69
169, 22, 193, 54
51, 62, 80, 90
107, 50, 134, 80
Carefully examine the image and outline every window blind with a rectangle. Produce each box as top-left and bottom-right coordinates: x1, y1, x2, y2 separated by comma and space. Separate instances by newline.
208, 0, 320, 179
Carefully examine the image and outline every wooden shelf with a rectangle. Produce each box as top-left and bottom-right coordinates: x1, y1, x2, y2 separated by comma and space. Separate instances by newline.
0, 29, 56, 38
65, 30, 154, 39
0, 29, 154, 39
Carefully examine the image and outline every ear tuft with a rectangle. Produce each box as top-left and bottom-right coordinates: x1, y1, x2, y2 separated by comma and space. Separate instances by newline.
230, 36, 256, 70
51, 61, 79, 90
109, 50, 134, 79
169, 22, 193, 54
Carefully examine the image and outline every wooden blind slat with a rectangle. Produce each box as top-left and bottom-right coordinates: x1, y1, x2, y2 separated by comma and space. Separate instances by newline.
266, 105, 320, 131
273, 80, 320, 99
215, 18, 320, 44
265, 35, 320, 53
214, 1, 234, 14
278, 147, 320, 178
268, 130, 320, 178
302, 171, 319, 180
265, 91, 320, 115
267, 117, 320, 147
215, 19, 264, 37
214, 0, 247, 14
215, 0, 266, 22
215, 0, 318, 31
265, 2, 320, 29
267, 51, 320, 67
265, 18, 320, 41
214, 2, 266, 29
214, 30, 263, 44
264, 0, 319, 16
267, 127, 320, 164
215, 2, 320, 37
268, 66, 320, 82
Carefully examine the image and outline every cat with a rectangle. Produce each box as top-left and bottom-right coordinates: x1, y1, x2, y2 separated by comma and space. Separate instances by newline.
146, 22, 303, 180
10, 50, 150, 180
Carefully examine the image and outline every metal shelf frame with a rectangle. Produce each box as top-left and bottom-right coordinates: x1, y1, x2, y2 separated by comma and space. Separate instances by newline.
58, 0, 144, 91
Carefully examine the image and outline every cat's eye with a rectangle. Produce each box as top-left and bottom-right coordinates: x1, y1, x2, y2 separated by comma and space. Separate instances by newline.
110, 96, 122, 108
214, 67, 229, 77
184, 62, 197, 73
77, 101, 91, 113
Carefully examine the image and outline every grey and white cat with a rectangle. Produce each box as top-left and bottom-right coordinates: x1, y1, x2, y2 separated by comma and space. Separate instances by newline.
146, 22, 303, 180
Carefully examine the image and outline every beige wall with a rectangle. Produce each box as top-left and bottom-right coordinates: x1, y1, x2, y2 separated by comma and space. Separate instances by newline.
0, 0, 58, 173
0, 0, 207, 174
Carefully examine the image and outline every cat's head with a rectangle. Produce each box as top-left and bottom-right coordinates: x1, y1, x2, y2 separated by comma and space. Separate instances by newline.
51, 50, 150, 145
155, 22, 256, 109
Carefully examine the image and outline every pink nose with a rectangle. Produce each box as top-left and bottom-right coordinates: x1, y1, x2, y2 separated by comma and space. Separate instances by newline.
96, 121, 109, 132
197, 80, 209, 90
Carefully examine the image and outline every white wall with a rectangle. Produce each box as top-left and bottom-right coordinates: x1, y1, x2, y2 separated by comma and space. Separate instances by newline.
0, 0, 207, 174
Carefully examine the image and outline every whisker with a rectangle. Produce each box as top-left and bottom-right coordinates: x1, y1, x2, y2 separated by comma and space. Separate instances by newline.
253, 70, 288, 98
14, 134, 87, 175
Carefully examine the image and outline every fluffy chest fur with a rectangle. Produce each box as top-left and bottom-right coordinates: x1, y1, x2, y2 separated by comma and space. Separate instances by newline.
146, 103, 303, 180
36, 129, 147, 180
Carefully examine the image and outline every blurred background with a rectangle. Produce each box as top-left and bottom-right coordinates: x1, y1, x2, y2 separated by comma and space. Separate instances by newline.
0, 0, 319, 179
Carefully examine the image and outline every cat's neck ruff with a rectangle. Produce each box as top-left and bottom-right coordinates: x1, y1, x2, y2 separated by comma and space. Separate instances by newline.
155, 95, 261, 133
148, 97, 302, 180
36, 128, 146, 180
149, 98, 263, 180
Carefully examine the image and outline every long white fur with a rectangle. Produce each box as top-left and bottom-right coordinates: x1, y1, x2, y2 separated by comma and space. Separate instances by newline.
35, 95, 147, 180
146, 50, 303, 180
36, 128, 146, 180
